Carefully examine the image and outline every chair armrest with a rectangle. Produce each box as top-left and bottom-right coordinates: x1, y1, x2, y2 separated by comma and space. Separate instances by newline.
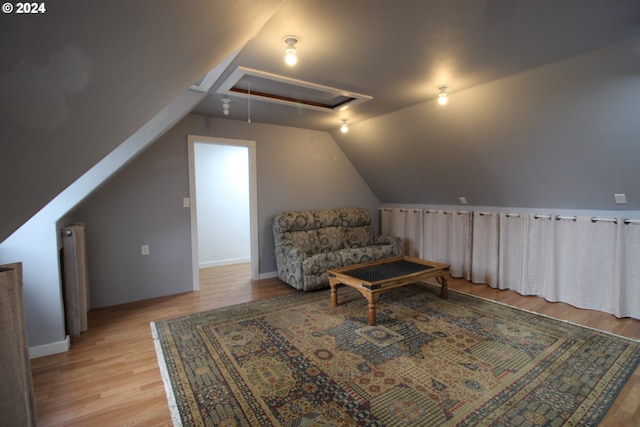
374, 235, 401, 247
274, 246, 308, 289
276, 246, 306, 260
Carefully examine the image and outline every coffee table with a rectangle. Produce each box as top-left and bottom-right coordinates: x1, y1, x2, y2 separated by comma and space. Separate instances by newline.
328, 256, 450, 326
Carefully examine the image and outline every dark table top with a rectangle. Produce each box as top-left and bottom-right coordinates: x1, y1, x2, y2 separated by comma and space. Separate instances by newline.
342, 259, 434, 282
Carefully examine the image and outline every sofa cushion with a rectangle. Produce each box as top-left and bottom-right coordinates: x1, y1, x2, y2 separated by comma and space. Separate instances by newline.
283, 230, 321, 255
318, 226, 345, 252
339, 208, 371, 227
272, 211, 316, 233
338, 247, 376, 266
369, 244, 401, 260
312, 209, 342, 228
344, 225, 374, 248
302, 252, 343, 276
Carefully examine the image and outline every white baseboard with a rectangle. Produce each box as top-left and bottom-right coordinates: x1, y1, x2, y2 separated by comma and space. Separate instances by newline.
199, 257, 250, 269
29, 335, 70, 359
259, 270, 278, 280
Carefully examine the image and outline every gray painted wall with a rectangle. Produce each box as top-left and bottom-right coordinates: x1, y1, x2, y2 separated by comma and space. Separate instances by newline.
0, 0, 281, 243
71, 121, 194, 308
332, 40, 640, 210
73, 115, 379, 307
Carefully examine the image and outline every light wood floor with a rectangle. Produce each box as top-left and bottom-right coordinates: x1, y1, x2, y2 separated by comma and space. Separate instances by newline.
31, 264, 640, 426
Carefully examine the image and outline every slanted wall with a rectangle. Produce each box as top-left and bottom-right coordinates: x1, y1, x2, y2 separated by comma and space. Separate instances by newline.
72, 115, 381, 308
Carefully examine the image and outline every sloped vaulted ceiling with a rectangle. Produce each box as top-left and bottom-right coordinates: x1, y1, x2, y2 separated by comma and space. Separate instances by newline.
334, 39, 640, 209
2, 0, 640, 243
0, 0, 283, 242
194, 0, 640, 132
191, 0, 640, 211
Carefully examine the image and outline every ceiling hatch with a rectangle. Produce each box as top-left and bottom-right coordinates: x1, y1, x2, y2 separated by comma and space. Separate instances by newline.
217, 66, 372, 112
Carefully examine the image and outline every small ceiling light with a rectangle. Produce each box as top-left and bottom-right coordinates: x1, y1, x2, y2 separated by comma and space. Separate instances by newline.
283, 35, 299, 66
340, 119, 349, 133
438, 86, 448, 106
222, 98, 230, 116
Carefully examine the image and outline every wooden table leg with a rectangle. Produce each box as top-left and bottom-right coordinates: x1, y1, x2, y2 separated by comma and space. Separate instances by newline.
367, 297, 377, 326
437, 274, 449, 299
330, 280, 338, 307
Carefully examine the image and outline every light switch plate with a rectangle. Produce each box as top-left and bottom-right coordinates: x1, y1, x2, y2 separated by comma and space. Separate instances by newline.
614, 194, 627, 204
183, 197, 190, 208
141, 244, 150, 256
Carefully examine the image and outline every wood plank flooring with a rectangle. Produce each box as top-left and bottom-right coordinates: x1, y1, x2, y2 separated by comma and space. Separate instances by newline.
30, 264, 640, 426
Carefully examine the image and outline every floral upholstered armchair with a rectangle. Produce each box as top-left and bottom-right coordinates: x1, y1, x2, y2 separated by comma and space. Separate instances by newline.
272, 208, 402, 291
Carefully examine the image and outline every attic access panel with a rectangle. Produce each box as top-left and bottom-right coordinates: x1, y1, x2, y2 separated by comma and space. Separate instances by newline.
217, 66, 372, 112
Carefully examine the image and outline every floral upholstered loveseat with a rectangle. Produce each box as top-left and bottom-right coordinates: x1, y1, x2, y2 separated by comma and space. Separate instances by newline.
272, 208, 401, 291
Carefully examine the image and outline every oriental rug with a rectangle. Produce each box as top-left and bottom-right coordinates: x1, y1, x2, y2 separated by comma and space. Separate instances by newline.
151, 284, 640, 426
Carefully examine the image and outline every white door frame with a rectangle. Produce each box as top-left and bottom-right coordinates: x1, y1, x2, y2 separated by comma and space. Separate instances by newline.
187, 135, 259, 290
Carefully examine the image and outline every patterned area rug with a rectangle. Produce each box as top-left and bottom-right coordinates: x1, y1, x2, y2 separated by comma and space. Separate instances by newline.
151, 284, 640, 426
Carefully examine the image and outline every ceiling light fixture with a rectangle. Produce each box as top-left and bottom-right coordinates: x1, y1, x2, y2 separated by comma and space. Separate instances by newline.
438, 86, 448, 106
340, 119, 349, 133
222, 98, 230, 116
283, 35, 299, 66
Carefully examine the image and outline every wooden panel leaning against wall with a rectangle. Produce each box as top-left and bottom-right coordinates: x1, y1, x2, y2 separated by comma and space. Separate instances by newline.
0, 262, 38, 426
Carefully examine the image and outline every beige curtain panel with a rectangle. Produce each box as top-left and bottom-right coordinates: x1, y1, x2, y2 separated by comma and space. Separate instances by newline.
381, 207, 640, 318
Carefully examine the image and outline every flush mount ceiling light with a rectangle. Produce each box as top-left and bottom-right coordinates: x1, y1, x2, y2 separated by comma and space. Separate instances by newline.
283, 35, 299, 66
438, 86, 448, 105
222, 98, 230, 115
340, 119, 349, 133
217, 67, 372, 113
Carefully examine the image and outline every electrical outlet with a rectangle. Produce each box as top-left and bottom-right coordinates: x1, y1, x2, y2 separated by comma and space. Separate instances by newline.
458, 197, 468, 205
183, 197, 190, 208
141, 244, 150, 256
614, 194, 627, 204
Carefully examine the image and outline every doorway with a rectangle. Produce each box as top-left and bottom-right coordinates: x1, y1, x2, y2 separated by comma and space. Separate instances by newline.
187, 135, 258, 290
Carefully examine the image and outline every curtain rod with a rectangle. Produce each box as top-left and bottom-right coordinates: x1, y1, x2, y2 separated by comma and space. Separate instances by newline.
381, 208, 640, 224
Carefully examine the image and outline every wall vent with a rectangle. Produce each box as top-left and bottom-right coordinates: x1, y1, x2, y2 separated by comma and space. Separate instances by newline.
217, 66, 372, 112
